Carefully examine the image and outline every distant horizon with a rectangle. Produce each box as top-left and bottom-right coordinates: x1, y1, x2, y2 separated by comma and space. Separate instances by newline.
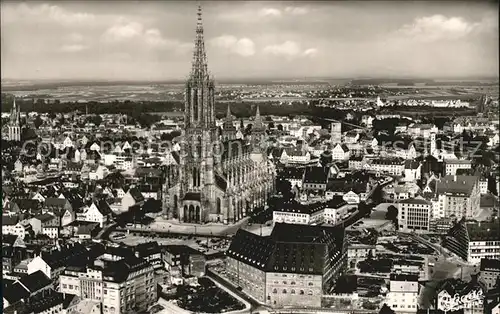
2, 75, 499, 85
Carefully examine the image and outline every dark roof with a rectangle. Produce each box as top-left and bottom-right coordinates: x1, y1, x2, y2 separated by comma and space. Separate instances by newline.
18, 270, 52, 293
127, 187, 145, 202
44, 198, 70, 208
101, 255, 152, 283
467, 222, 500, 241
303, 167, 328, 184
14, 199, 40, 212
275, 200, 326, 215
76, 222, 100, 235
2, 282, 30, 304
95, 200, 112, 216
164, 244, 201, 256
2, 215, 19, 226
372, 158, 405, 165
34, 213, 56, 223
135, 241, 161, 256
3, 234, 18, 247
480, 258, 500, 272
280, 167, 305, 180
21, 290, 64, 314
135, 167, 162, 177
183, 192, 201, 201
227, 224, 345, 275
436, 175, 479, 196
41, 242, 89, 269
390, 273, 419, 282
215, 173, 227, 192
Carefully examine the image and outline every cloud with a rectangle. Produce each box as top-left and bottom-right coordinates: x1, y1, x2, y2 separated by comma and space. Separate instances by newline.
3, 3, 95, 26
263, 41, 316, 59
101, 21, 191, 53
211, 35, 255, 57
398, 15, 482, 42
284, 7, 309, 15
60, 44, 88, 53
259, 8, 282, 17
303, 48, 318, 57
67, 33, 84, 42
102, 21, 144, 42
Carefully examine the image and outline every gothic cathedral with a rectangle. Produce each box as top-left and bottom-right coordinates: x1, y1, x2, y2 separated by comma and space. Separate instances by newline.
163, 6, 275, 224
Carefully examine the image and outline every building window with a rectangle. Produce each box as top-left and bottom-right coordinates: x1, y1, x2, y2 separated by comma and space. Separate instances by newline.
273, 289, 277, 294
300, 290, 304, 295
282, 289, 287, 294
308, 290, 313, 295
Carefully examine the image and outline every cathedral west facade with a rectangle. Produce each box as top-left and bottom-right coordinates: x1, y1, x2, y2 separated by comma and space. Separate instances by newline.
163, 6, 275, 224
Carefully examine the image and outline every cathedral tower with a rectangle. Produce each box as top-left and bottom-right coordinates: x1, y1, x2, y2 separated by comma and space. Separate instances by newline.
165, 5, 275, 225
176, 5, 218, 223
8, 97, 21, 141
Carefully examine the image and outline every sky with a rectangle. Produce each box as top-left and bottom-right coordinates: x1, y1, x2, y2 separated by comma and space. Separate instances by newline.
1, 1, 498, 81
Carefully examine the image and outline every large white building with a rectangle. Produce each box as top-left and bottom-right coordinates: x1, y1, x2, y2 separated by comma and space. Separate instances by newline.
273, 201, 326, 225
386, 274, 419, 313
445, 159, 472, 176
398, 198, 432, 233
59, 255, 156, 314
433, 175, 481, 220
443, 220, 500, 264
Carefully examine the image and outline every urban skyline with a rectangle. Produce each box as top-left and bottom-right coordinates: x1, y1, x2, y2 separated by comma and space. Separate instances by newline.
1, 1, 498, 81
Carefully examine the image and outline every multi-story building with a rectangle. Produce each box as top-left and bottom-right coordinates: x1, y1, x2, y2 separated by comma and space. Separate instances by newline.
164, 7, 274, 224
386, 274, 419, 313
272, 201, 325, 225
445, 159, 472, 176
2, 215, 33, 240
443, 220, 500, 264
59, 255, 156, 314
302, 167, 329, 193
163, 245, 206, 277
434, 175, 480, 220
225, 223, 347, 308
479, 258, 500, 291
134, 242, 163, 270
397, 198, 432, 233
370, 158, 405, 176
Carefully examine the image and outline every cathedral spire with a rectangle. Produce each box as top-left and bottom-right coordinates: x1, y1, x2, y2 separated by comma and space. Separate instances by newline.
254, 105, 263, 129
10, 97, 19, 126
226, 104, 232, 121
191, 5, 209, 82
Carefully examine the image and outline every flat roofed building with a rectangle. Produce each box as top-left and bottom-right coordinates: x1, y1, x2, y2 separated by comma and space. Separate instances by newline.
444, 220, 500, 264
398, 198, 432, 233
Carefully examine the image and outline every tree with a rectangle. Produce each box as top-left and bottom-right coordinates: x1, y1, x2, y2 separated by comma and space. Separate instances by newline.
379, 303, 396, 314
386, 205, 398, 220
34, 115, 43, 129
91, 115, 103, 126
